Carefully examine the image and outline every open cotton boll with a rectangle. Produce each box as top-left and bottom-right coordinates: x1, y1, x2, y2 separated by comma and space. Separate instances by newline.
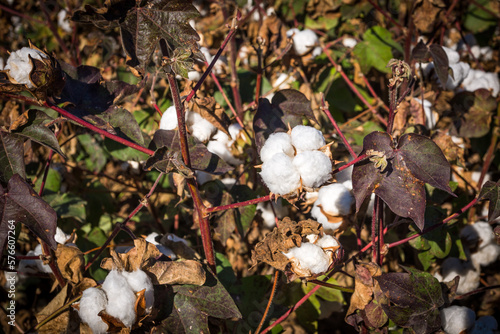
57, 10, 72, 33
441, 46, 460, 64
18, 244, 52, 274
185, 110, 217, 142
293, 151, 332, 188
78, 287, 108, 334
442, 62, 470, 90
413, 98, 436, 129
342, 37, 357, 48
55, 227, 71, 244
187, 71, 201, 81
273, 73, 294, 89
462, 69, 499, 97
228, 123, 243, 141
259, 132, 294, 163
4, 47, 48, 88
159, 106, 178, 130
102, 270, 137, 328
470, 316, 498, 334
257, 199, 289, 228
438, 257, 480, 294
145, 232, 176, 259
471, 244, 500, 268
460, 221, 495, 248
316, 234, 339, 249
0, 57, 4, 70
260, 153, 301, 195
440, 305, 476, 334
317, 183, 354, 216
290, 125, 326, 153
121, 270, 155, 310
283, 242, 330, 275
207, 139, 243, 165
287, 28, 319, 56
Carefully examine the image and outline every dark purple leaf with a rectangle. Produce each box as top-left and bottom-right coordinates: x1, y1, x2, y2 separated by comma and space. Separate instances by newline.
253, 89, 314, 153
375, 266, 444, 334
411, 40, 430, 62
353, 131, 453, 230
429, 44, 450, 87
0, 131, 26, 185
13, 125, 66, 159
97, 106, 144, 145
161, 271, 242, 332
479, 180, 500, 223
0, 174, 57, 256
450, 89, 495, 138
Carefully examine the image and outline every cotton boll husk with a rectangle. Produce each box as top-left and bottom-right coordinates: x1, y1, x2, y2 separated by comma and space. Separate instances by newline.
470, 316, 498, 334
441, 46, 460, 64
185, 110, 217, 142
4, 47, 48, 88
102, 270, 137, 328
259, 132, 294, 163
260, 153, 301, 195
293, 151, 332, 188
78, 288, 108, 334
290, 125, 326, 153
471, 244, 500, 269
317, 183, 354, 216
440, 305, 476, 334
121, 270, 155, 310
439, 257, 480, 294
283, 243, 330, 275
159, 106, 178, 130
460, 221, 495, 248
287, 29, 319, 56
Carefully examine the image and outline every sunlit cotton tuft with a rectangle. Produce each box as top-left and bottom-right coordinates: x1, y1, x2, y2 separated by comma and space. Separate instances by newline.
4, 47, 48, 88
259, 153, 301, 195
292, 151, 332, 188
259, 132, 295, 163
78, 287, 108, 334
290, 125, 326, 153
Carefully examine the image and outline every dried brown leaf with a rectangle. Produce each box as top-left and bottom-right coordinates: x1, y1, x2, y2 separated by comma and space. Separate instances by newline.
101, 239, 162, 272
36, 284, 70, 334
346, 262, 383, 320
188, 96, 230, 136
56, 244, 85, 284
147, 260, 206, 285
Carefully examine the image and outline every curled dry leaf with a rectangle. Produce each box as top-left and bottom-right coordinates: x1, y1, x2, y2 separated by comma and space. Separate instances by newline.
431, 131, 465, 166
188, 96, 230, 136
147, 260, 206, 286
101, 238, 162, 272
257, 12, 289, 58
36, 284, 70, 334
55, 244, 85, 284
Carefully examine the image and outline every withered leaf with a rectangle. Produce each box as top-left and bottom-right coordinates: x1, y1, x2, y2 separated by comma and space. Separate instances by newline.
101, 239, 162, 272
36, 284, 70, 334
147, 260, 206, 285
188, 96, 230, 136
56, 244, 85, 284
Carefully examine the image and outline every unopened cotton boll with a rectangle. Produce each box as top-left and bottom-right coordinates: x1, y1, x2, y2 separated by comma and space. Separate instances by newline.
283, 242, 330, 275
470, 316, 498, 334
317, 183, 354, 216
293, 151, 332, 188
260, 153, 301, 195
259, 132, 294, 162
440, 305, 476, 334
185, 110, 217, 142
159, 106, 178, 130
78, 288, 109, 334
4, 47, 48, 88
121, 270, 155, 310
287, 28, 319, 56
290, 125, 326, 153
102, 270, 137, 327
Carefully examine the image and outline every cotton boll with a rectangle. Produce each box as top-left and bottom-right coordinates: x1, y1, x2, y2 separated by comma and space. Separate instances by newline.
413, 98, 436, 129
462, 69, 500, 97
317, 183, 354, 216
293, 151, 332, 188
287, 29, 319, 56
283, 243, 330, 275
439, 257, 480, 294
207, 134, 243, 165
316, 235, 339, 249
290, 125, 326, 153
55, 227, 71, 244
257, 199, 289, 228
228, 123, 242, 141
342, 37, 357, 48
145, 232, 176, 259
164, 233, 189, 246
57, 10, 72, 33
311, 202, 328, 225
471, 244, 500, 268
185, 110, 217, 142
121, 270, 155, 310
471, 316, 498, 334
4, 47, 48, 88
195, 171, 213, 186
78, 288, 108, 334
273, 73, 294, 89
470, 45, 481, 59
0, 57, 4, 70
200, 47, 212, 63
440, 305, 476, 334
159, 106, 178, 130
442, 62, 470, 90
260, 153, 301, 195
102, 270, 137, 328
19, 244, 52, 274
259, 132, 294, 163
311, 46, 322, 58
441, 46, 460, 65
460, 221, 495, 248
187, 71, 201, 81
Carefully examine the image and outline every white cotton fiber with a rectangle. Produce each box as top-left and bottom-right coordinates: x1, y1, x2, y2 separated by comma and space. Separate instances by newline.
259, 132, 294, 163
292, 151, 332, 188
471, 244, 500, 268
145, 232, 176, 259
260, 153, 301, 195
462, 69, 499, 97
228, 123, 242, 141
207, 132, 243, 165
55, 227, 71, 244
311, 202, 328, 224
413, 98, 435, 129
460, 222, 495, 248
438, 257, 480, 294
0, 57, 4, 70
441, 46, 460, 65
102, 270, 137, 328
287, 28, 319, 56
185, 110, 217, 142
18, 244, 52, 274
283, 242, 330, 275
471, 316, 498, 334
273, 73, 294, 89
316, 234, 339, 249
442, 62, 470, 90
187, 71, 201, 82
121, 270, 155, 310
317, 183, 354, 216
159, 106, 178, 130
440, 305, 476, 334
78, 287, 108, 334
57, 10, 72, 33
342, 37, 358, 48
4, 47, 48, 88
290, 125, 326, 153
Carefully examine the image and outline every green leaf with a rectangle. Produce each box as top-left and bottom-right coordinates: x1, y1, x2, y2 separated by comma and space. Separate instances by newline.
0, 174, 58, 256
35, 168, 61, 194
170, 48, 194, 79
375, 266, 444, 334
0, 131, 26, 185
353, 26, 402, 73
479, 180, 500, 222
464, 0, 498, 33
451, 90, 496, 138
14, 125, 66, 159
78, 134, 108, 172
45, 193, 87, 223
97, 106, 145, 146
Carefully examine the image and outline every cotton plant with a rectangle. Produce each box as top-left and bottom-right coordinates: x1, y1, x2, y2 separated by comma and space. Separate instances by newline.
160, 105, 217, 142
77, 269, 155, 332
412, 98, 436, 129
259, 125, 333, 196
286, 28, 322, 57
311, 183, 355, 232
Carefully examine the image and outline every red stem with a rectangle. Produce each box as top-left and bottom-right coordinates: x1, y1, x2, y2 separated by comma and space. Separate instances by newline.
0, 4, 45, 25
331, 154, 367, 176
321, 96, 357, 159
205, 195, 272, 215
366, 0, 404, 29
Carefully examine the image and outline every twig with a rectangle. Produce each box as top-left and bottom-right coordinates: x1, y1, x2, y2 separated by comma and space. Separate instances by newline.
204, 195, 273, 215
366, 0, 404, 29
254, 271, 280, 334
